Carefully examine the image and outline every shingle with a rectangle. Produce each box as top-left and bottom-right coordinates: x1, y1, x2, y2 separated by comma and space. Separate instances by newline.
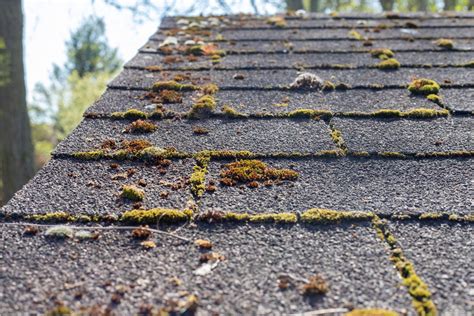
1, 158, 194, 217
152, 27, 474, 41
125, 51, 474, 70
0, 222, 412, 314
86, 88, 444, 115
54, 118, 337, 155
332, 116, 473, 153
388, 221, 473, 313
140, 38, 474, 53
109, 68, 474, 90
201, 157, 473, 216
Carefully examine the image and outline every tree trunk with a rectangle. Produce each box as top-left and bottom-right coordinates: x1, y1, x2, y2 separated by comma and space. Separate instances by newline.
286, 0, 303, 11
309, 0, 321, 12
0, 0, 34, 204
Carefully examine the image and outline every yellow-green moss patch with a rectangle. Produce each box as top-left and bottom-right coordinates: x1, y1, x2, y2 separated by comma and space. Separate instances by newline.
434, 38, 454, 49
345, 309, 399, 316
266, 16, 287, 28
221, 105, 248, 118
249, 213, 297, 224
121, 185, 145, 201
376, 58, 400, 70
125, 119, 157, 133
219, 159, 298, 187
111, 109, 148, 120
408, 79, 440, 95
120, 208, 193, 224
152, 80, 199, 92
301, 208, 373, 223
349, 29, 365, 41
370, 48, 395, 59
188, 95, 216, 119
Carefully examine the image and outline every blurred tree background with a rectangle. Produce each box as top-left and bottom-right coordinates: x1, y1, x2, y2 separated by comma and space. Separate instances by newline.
0, 0, 472, 205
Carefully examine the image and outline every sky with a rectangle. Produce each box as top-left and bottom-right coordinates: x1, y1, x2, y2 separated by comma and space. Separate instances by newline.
23, 0, 277, 103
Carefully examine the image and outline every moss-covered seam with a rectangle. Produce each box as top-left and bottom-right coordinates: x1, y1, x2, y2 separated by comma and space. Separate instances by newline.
120, 208, 193, 224
301, 208, 373, 223
372, 216, 437, 316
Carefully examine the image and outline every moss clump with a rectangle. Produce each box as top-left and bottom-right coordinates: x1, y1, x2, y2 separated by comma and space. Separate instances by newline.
345, 309, 399, 316
29, 211, 73, 222
220, 160, 298, 187
378, 152, 407, 159
188, 95, 216, 119
419, 212, 443, 220
367, 108, 449, 118
111, 109, 148, 120
408, 79, 440, 95
370, 48, 395, 59
120, 208, 192, 224
125, 120, 157, 133
434, 38, 454, 49
249, 213, 297, 224
301, 275, 329, 296
287, 109, 333, 119
186, 45, 205, 56
121, 185, 145, 201
348, 29, 365, 41
221, 105, 247, 118
266, 16, 287, 28
426, 94, 442, 105
45, 303, 73, 316
322, 80, 336, 91
372, 216, 437, 315
197, 150, 257, 160
192, 126, 209, 135
201, 83, 219, 94
223, 212, 251, 221
190, 165, 207, 197
158, 89, 183, 103
463, 60, 474, 67
152, 80, 198, 92
195, 239, 213, 249
376, 58, 400, 70
301, 208, 373, 223
330, 127, 347, 153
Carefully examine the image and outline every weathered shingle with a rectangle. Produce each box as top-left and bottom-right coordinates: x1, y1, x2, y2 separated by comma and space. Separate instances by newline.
1, 12, 473, 315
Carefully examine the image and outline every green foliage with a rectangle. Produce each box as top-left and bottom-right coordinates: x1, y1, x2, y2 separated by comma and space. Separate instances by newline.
29, 15, 122, 168
0, 37, 10, 86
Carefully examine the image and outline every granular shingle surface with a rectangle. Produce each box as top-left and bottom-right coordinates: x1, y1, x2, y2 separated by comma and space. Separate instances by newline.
1, 12, 473, 315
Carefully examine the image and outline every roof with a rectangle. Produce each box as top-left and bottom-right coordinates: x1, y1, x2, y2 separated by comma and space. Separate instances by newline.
1, 12, 473, 315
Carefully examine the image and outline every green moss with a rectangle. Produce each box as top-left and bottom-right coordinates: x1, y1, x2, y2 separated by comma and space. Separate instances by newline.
322, 80, 336, 91
111, 109, 148, 120
266, 16, 287, 28
45, 303, 73, 316
463, 60, 474, 68
29, 212, 73, 222
301, 208, 373, 223
408, 79, 440, 95
197, 150, 257, 160
370, 48, 395, 59
419, 212, 443, 220
188, 95, 217, 119
351, 151, 370, 157
378, 152, 407, 159
434, 38, 454, 49
220, 160, 298, 187
249, 213, 297, 223
287, 109, 333, 119
190, 165, 207, 197
186, 45, 205, 56
415, 150, 474, 158
376, 58, 401, 70
201, 83, 219, 94
121, 185, 145, 201
348, 29, 365, 41
72, 150, 105, 160
221, 105, 247, 118
152, 80, 199, 92
273, 103, 289, 107
330, 126, 347, 153
125, 119, 157, 133
372, 216, 437, 316
364, 108, 449, 118
345, 309, 399, 316
120, 208, 192, 224
223, 212, 251, 221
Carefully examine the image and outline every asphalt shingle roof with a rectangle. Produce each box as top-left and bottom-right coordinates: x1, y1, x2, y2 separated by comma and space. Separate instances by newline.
1, 12, 473, 315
